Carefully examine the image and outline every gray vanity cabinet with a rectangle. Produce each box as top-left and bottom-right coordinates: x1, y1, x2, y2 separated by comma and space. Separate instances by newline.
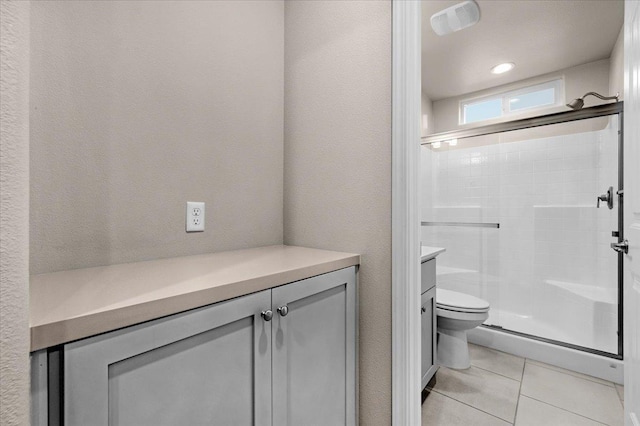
421, 259, 438, 389
64, 289, 273, 426
59, 266, 356, 426
272, 266, 356, 426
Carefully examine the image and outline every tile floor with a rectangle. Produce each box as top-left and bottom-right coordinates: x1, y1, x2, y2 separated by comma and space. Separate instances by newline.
422, 344, 625, 426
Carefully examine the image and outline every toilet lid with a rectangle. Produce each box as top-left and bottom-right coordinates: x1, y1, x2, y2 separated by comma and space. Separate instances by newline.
436, 289, 490, 312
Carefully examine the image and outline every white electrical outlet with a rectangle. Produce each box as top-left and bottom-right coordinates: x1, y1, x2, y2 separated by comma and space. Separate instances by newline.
186, 202, 205, 232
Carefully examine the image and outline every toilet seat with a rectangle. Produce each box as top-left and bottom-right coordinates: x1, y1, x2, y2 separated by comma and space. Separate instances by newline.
436, 306, 489, 322
436, 288, 489, 313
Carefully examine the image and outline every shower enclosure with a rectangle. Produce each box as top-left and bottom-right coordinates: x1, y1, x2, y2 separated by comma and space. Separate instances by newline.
421, 103, 624, 359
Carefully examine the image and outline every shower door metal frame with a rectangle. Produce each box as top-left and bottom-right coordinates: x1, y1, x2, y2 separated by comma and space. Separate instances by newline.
421, 102, 623, 145
422, 102, 624, 359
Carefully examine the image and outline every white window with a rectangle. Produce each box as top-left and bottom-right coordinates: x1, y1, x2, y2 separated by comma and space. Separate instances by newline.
460, 79, 564, 125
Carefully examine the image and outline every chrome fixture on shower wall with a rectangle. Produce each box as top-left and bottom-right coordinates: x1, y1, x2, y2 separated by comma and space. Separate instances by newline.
566, 92, 619, 110
597, 186, 614, 209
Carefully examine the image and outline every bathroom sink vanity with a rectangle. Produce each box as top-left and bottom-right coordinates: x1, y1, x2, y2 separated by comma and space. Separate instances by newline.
29, 245, 359, 426
421, 246, 445, 390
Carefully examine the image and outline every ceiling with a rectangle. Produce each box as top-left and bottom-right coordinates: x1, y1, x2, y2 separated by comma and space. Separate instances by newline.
422, 0, 624, 101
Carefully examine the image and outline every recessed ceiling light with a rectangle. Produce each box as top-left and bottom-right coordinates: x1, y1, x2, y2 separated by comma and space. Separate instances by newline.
432, 142, 441, 149
448, 139, 458, 146
491, 62, 515, 74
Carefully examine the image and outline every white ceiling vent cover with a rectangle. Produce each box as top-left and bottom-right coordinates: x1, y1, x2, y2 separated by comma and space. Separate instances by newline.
430, 0, 480, 36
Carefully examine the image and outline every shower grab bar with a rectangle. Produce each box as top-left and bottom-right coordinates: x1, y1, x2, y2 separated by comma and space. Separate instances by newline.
421, 221, 500, 229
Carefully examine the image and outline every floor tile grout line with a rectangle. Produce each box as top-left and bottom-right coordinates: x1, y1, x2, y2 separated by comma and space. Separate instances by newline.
524, 358, 615, 388
428, 387, 514, 423
470, 344, 524, 361
520, 394, 610, 426
615, 392, 624, 409
471, 362, 524, 383
522, 359, 622, 425
429, 389, 514, 425
426, 350, 621, 426
614, 384, 625, 405
518, 358, 624, 426
432, 363, 522, 423
513, 358, 527, 424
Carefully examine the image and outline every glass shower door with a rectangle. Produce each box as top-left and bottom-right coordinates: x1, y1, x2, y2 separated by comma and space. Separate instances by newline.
422, 113, 621, 356
500, 115, 620, 355
421, 133, 503, 328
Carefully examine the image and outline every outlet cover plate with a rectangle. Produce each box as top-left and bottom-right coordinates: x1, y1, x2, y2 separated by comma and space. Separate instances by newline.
186, 202, 205, 232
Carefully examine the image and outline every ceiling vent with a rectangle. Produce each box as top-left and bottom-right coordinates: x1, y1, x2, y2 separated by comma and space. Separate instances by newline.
430, 1, 481, 36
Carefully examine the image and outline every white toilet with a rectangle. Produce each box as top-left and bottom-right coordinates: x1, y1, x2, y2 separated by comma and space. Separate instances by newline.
436, 289, 490, 369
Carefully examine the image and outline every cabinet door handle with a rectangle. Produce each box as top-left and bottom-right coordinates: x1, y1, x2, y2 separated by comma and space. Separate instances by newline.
277, 306, 289, 317
261, 310, 273, 321
421, 306, 426, 314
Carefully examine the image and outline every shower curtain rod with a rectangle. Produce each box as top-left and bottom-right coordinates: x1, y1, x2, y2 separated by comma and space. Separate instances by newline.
421, 101, 623, 145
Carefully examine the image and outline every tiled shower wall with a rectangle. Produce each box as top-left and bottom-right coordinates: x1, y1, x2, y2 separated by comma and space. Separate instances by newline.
421, 116, 619, 353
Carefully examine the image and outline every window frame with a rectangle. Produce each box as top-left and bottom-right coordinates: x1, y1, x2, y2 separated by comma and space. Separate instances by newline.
459, 78, 565, 125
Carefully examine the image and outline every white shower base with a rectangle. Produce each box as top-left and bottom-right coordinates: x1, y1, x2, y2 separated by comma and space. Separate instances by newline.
468, 324, 623, 384
484, 307, 616, 355
485, 310, 576, 346
435, 267, 621, 382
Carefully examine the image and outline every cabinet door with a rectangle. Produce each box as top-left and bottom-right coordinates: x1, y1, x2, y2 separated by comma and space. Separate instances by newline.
271, 267, 357, 426
64, 290, 272, 426
421, 286, 437, 389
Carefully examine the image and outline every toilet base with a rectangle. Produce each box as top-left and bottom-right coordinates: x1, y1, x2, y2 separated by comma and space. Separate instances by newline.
437, 328, 471, 369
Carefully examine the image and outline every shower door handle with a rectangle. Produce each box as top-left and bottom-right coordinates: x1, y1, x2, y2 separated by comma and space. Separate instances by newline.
597, 187, 614, 209
611, 240, 629, 254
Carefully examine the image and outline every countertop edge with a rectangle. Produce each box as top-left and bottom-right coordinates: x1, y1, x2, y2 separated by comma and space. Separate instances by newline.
421, 246, 446, 262
30, 251, 359, 352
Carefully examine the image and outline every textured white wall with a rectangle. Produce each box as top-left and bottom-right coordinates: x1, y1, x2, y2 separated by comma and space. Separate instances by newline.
421, 91, 434, 137
609, 26, 624, 100
26, 3, 393, 422
30, 1, 285, 274
283, 1, 392, 424
0, 1, 30, 424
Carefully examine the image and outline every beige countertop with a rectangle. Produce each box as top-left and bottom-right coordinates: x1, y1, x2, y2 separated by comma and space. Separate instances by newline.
30, 245, 360, 352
